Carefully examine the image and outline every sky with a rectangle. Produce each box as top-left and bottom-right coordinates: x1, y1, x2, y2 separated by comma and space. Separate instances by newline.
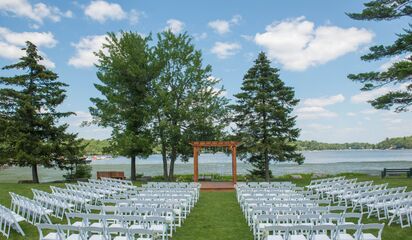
0, 0, 411, 143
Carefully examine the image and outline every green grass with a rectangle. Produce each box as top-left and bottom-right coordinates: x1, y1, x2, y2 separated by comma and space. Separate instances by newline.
0, 174, 412, 239
173, 192, 253, 240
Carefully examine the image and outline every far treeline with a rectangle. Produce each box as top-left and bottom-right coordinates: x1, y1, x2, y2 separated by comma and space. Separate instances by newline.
82, 136, 412, 155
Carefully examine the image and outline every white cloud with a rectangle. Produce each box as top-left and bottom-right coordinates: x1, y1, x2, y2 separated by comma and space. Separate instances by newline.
347, 112, 356, 116
296, 106, 338, 120
379, 55, 409, 71
303, 94, 345, 107
351, 87, 391, 103
68, 35, 107, 68
211, 42, 241, 59
165, 19, 185, 34
208, 15, 241, 35
0, 27, 56, 68
0, 0, 72, 24
128, 9, 140, 25
296, 94, 343, 120
193, 32, 207, 40
0, 27, 57, 48
306, 123, 333, 131
254, 16, 374, 71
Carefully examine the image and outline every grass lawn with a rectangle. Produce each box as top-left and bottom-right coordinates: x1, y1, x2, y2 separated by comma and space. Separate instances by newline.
0, 173, 411, 239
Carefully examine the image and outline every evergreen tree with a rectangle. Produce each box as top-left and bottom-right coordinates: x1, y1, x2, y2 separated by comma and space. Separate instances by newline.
90, 32, 155, 181
232, 52, 304, 181
0, 41, 82, 183
347, 0, 412, 112
152, 31, 229, 180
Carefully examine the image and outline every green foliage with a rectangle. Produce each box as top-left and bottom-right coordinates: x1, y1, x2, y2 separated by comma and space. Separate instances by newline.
80, 139, 110, 155
0, 41, 83, 183
347, 0, 412, 112
151, 31, 229, 179
347, 0, 412, 21
376, 136, 412, 149
296, 140, 376, 151
232, 52, 304, 181
90, 32, 156, 180
63, 163, 92, 180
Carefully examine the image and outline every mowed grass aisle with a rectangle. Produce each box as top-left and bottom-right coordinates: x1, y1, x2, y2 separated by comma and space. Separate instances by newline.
173, 191, 253, 240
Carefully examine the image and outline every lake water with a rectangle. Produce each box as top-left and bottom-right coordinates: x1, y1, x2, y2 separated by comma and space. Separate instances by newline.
1, 150, 412, 183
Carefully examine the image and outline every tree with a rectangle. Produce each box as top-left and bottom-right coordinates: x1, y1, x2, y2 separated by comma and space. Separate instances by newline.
0, 41, 82, 183
347, 0, 412, 112
232, 52, 304, 181
90, 32, 155, 181
152, 31, 229, 180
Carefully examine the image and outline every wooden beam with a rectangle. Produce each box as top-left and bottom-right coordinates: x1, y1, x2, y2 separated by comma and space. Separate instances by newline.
232, 146, 237, 184
194, 147, 199, 182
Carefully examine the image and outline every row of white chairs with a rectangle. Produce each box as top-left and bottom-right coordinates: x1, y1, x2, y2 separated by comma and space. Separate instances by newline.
252, 212, 362, 239
9, 192, 52, 225
263, 223, 384, 240
64, 212, 170, 239
0, 204, 25, 239
308, 177, 412, 228
32, 189, 75, 219
37, 223, 157, 240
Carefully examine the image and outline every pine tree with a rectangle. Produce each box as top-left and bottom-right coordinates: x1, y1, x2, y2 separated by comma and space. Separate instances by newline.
232, 52, 304, 181
0, 41, 82, 183
90, 32, 155, 181
347, 0, 412, 112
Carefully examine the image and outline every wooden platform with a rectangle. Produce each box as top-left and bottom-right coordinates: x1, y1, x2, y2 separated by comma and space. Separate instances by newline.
200, 182, 235, 191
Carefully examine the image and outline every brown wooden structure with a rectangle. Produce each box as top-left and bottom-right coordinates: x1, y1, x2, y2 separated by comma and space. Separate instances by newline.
97, 171, 126, 180
190, 141, 241, 183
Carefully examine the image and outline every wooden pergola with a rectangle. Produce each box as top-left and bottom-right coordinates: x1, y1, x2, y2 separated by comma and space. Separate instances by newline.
190, 141, 241, 183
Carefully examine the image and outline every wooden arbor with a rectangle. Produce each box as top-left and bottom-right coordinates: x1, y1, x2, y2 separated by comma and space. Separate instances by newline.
190, 141, 241, 183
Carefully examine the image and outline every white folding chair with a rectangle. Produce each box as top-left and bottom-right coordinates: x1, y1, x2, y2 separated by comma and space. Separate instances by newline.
358, 223, 384, 240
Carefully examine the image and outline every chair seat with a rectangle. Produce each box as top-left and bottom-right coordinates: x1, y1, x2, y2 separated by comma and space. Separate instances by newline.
267, 236, 284, 240
90, 222, 104, 228
12, 213, 25, 222
66, 234, 81, 240
290, 234, 308, 240
360, 233, 379, 240
258, 223, 272, 229
336, 233, 356, 240
312, 234, 331, 240
42, 233, 60, 240
150, 224, 166, 232
89, 234, 106, 240
71, 221, 83, 227
109, 223, 123, 229
129, 224, 145, 230
113, 236, 128, 240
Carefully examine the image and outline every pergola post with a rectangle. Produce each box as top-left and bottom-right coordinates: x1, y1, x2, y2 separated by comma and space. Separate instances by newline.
194, 146, 199, 182
232, 146, 237, 184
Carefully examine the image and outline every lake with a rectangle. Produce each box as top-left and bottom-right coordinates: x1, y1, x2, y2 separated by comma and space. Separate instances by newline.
0, 149, 412, 183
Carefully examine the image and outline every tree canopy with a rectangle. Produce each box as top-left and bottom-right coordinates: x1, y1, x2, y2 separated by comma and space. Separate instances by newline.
90, 32, 155, 180
0, 41, 84, 183
232, 52, 304, 181
347, 0, 412, 112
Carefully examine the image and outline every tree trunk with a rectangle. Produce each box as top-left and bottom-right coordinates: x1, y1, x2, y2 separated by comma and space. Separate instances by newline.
264, 151, 270, 182
32, 164, 39, 183
169, 146, 177, 181
131, 155, 136, 181
161, 144, 168, 180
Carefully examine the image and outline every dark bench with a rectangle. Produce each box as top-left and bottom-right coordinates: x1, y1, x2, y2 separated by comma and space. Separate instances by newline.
97, 171, 126, 180
199, 175, 213, 181
381, 168, 412, 178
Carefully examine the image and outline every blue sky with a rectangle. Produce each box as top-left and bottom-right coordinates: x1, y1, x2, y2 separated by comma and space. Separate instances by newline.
0, 0, 410, 143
